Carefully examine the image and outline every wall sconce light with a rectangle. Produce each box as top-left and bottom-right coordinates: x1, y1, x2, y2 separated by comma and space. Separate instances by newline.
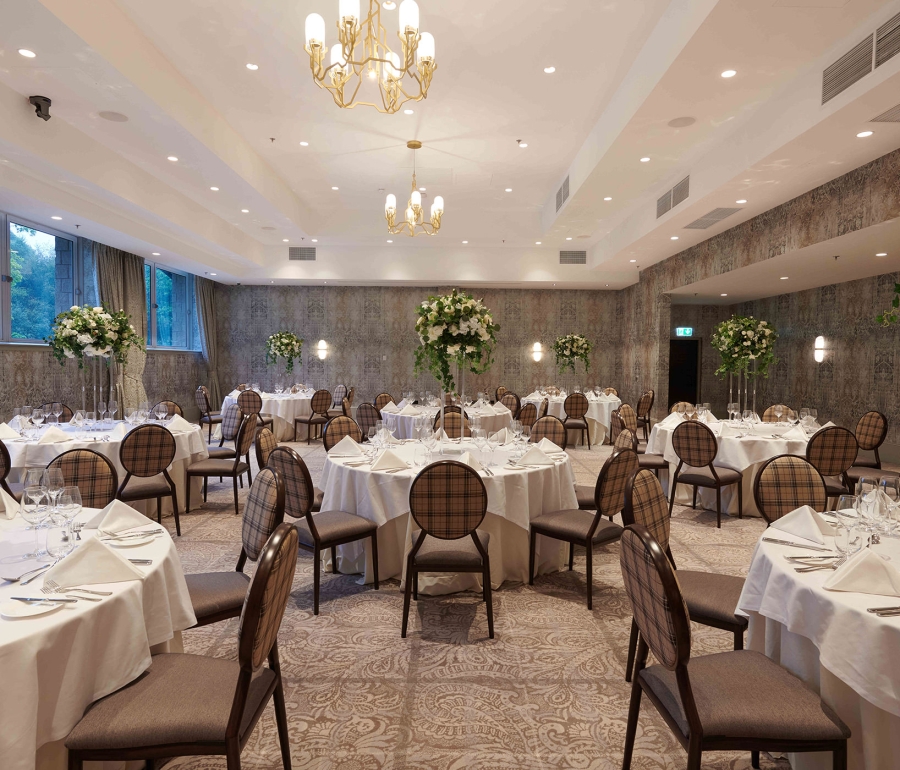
532, 342, 542, 362
317, 339, 328, 360
814, 335, 825, 363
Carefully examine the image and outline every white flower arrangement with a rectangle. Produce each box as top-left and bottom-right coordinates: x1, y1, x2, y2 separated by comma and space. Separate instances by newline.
45, 305, 143, 368
710, 315, 778, 378
414, 289, 499, 393
552, 333, 592, 375
265, 331, 304, 373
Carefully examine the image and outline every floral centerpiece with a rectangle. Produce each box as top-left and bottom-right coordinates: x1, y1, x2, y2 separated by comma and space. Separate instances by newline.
45, 305, 143, 367
265, 331, 304, 374
552, 334, 592, 375
710, 315, 777, 378
413, 289, 499, 394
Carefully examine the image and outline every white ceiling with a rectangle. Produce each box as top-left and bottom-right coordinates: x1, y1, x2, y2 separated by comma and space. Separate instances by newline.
0, 0, 896, 289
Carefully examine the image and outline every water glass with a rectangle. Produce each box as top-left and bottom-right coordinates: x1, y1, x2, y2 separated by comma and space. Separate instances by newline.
31, 408, 45, 429
59, 487, 83, 532
413, 446, 429, 469
834, 498, 863, 556
46, 525, 74, 559
879, 477, 900, 534
19, 496, 49, 558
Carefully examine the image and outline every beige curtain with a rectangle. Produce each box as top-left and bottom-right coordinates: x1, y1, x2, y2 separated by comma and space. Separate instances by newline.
95, 243, 148, 409
194, 276, 221, 406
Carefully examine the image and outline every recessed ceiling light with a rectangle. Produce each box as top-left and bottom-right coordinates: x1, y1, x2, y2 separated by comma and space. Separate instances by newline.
462, 240, 468, 244
603, 196, 612, 201
270, 280, 274, 284
404, 109, 414, 115
721, 293, 728, 296
331, 186, 339, 190
780, 276, 789, 280
98, 111, 129, 122
152, 252, 160, 256
167, 156, 178, 162
383, 1, 396, 9
668, 116, 696, 128
640, 157, 650, 163
18, 49, 36, 58
387, 240, 393, 243
736, 199, 747, 204
246, 63, 259, 70
721, 69, 736, 78
312, 239, 318, 243
857, 131, 873, 138
518, 142, 528, 148
209, 273, 216, 276
566, 237, 573, 241
283, 239, 289, 242
629, 259, 637, 263
51, 216, 62, 220
670, 236, 679, 240
505, 188, 512, 192
876, 252, 887, 257
300, 141, 309, 147
535, 241, 541, 245
543, 66, 556, 74
210, 186, 219, 191
240, 209, 250, 214
419, 187, 426, 191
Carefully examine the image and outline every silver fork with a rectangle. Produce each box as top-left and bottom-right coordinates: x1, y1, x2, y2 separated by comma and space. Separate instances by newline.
41, 579, 112, 597
795, 555, 849, 573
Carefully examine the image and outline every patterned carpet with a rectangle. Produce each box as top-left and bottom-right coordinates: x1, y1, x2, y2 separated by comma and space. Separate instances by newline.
158, 441, 790, 770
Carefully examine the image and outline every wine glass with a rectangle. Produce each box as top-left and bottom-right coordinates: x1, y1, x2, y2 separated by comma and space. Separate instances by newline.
512, 420, 523, 442
677, 403, 687, 419
58, 486, 82, 537
107, 400, 118, 421
52, 402, 63, 422
19, 496, 50, 559
84, 411, 97, 434
31, 408, 45, 430
413, 445, 428, 469
98, 401, 107, 426
878, 477, 900, 535
856, 476, 880, 534
834, 494, 862, 556
742, 409, 752, 425
155, 402, 168, 422
521, 425, 532, 444
774, 404, 784, 422
42, 467, 65, 517
809, 408, 818, 425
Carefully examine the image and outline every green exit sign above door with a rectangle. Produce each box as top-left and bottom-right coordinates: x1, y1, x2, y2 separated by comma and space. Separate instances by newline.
675, 327, 693, 337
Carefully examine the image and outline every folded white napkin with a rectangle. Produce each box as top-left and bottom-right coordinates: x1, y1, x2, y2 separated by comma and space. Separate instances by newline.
518, 446, 554, 466
0, 486, 18, 520
820, 421, 836, 430
371, 449, 407, 471
782, 425, 808, 441
110, 423, 128, 440
458, 451, 484, 473
38, 426, 71, 444
228, 389, 240, 398
433, 428, 450, 441
380, 401, 400, 414
9, 415, 23, 430
166, 414, 194, 433
597, 394, 612, 402
524, 392, 541, 401
491, 428, 511, 445
493, 404, 510, 415
537, 437, 564, 454
718, 422, 737, 438
701, 411, 718, 424
399, 404, 420, 416
767, 505, 832, 545
43, 536, 144, 588
329, 435, 364, 457
85, 499, 154, 532
658, 412, 683, 428
0, 422, 19, 439
824, 548, 900, 597
396, 399, 409, 410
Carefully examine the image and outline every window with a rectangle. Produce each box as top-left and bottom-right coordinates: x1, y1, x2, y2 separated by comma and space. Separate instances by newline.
145, 260, 200, 350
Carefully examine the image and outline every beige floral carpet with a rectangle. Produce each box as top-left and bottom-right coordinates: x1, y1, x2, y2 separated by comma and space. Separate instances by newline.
159, 441, 790, 770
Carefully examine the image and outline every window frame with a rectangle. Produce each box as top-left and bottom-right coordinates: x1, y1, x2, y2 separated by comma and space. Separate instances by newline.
144, 259, 200, 352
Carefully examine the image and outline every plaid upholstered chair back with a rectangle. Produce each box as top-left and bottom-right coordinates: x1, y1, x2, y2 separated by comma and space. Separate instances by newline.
595, 449, 639, 518
671, 420, 717, 468
442, 404, 462, 415
753, 454, 827, 523
332, 384, 347, 407
342, 397, 352, 417
0, 440, 12, 487
409, 460, 487, 540
38, 403, 75, 422
614, 427, 637, 452
604, 387, 618, 396
266, 446, 315, 520
856, 411, 888, 451
150, 400, 183, 418
255, 428, 278, 468
500, 392, 520, 417
670, 401, 694, 414
119, 424, 176, 478
537, 398, 549, 419
374, 392, 394, 411
531, 416, 567, 449
221, 404, 244, 442
636, 391, 654, 419
324, 416, 363, 451
762, 404, 796, 422
610, 410, 624, 442
435, 411, 471, 439
237, 389, 263, 416
518, 402, 537, 428
619, 525, 691, 670
47, 449, 118, 509
623, 469, 671, 553
806, 426, 858, 477
194, 386, 212, 417
619, 403, 638, 434
546, 386, 560, 396
564, 393, 588, 420
238, 522, 298, 671
310, 389, 332, 417
235, 413, 258, 458
241, 468, 286, 562
346, 387, 355, 406
236, 384, 249, 392
495, 386, 508, 402
356, 403, 380, 439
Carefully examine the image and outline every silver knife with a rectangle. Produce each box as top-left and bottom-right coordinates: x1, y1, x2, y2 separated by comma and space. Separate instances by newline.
128, 558, 152, 565
12, 596, 77, 603
762, 537, 833, 553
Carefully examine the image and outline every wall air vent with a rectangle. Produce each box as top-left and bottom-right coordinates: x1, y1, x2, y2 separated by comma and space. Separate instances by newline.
288, 247, 316, 261
656, 176, 690, 219
822, 35, 873, 104
657, 190, 672, 218
683, 207, 742, 230
871, 103, 900, 122
555, 175, 570, 212
559, 250, 587, 265
876, 11, 900, 68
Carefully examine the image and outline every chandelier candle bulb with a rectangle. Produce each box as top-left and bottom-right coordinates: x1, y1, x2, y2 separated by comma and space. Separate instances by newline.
330, 45, 347, 70
406, 207, 415, 224
418, 32, 435, 62
385, 193, 397, 214
411, 190, 422, 209
399, 0, 419, 33
339, 0, 361, 26
432, 195, 443, 213
305, 13, 325, 47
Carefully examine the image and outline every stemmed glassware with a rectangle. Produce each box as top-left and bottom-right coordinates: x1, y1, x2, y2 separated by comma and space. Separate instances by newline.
107, 400, 118, 423
98, 401, 108, 427
52, 402, 63, 423
834, 494, 862, 556
155, 402, 168, 422
43, 468, 65, 516
774, 404, 784, 422
58, 486, 82, 535
855, 476, 880, 536
84, 411, 97, 434
878, 477, 900, 535
20, 495, 50, 559
31, 408, 45, 432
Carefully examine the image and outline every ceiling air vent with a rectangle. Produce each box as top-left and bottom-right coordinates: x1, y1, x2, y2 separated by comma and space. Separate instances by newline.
656, 190, 672, 218
876, 11, 900, 68
684, 207, 742, 230
559, 250, 587, 265
555, 175, 570, 212
288, 247, 316, 261
871, 103, 900, 122
656, 175, 690, 219
822, 35, 873, 104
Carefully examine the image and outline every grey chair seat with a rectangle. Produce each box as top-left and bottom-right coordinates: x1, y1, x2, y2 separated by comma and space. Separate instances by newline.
636, 441, 647, 454
640, 649, 849, 742
677, 570, 748, 628
847, 466, 896, 484
118, 474, 172, 501
188, 458, 249, 475
677, 466, 741, 487
312, 486, 324, 512
199, 413, 222, 425
296, 415, 328, 425
638, 453, 668, 470
849, 457, 879, 470
296, 510, 376, 547
824, 478, 850, 497
65, 653, 275, 751
326, 407, 344, 418
575, 484, 596, 510
207, 446, 236, 460
565, 418, 588, 429
531, 509, 623, 544
412, 529, 490, 568
185, 571, 250, 619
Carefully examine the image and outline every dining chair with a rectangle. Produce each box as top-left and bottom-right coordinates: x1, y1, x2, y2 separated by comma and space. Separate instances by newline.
621, 469, 747, 683
537, 398, 549, 420
805, 426, 858, 506
753, 454, 828, 523
620, 524, 849, 770
38, 402, 75, 422
328, 384, 348, 417
669, 401, 695, 414
323, 416, 363, 451
356, 403, 380, 440
186, 413, 258, 516
403, 460, 492, 638
208, 403, 241, 460
847, 411, 895, 490
374, 392, 394, 412
530, 415, 567, 449
668, 420, 742, 528
346, 386, 355, 407
563, 392, 591, 449
0, 440, 23, 501
618, 404, 643, 451
65, 521, 298, 770
635, 390, 654, 441
495, 386, 508, 403
195, 385, 222, 443
47, 449, 118, 509
184, 467, 286, 627
529, 448, 638, 609
573, 430, 636, 514
255, 427, 278, 470
266, 446, 377, 615
500, 392, 521, 419
518, 402, 537, 429
603, 387, 618, 396
237, 389, 275, 434
546, 386, 560, 396
117, 424, 180, 536
150, 400, 184, 418
236, 383, 249, 392
762, 404, 796, 422
434, 411, 471, 438
294, 389, 331, 445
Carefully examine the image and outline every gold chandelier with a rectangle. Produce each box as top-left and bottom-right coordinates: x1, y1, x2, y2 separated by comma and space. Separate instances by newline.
304, 0, 437, 114
385, 140, 444, 237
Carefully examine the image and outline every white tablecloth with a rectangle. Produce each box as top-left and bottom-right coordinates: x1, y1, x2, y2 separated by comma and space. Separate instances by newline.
646, 420, 809, 518
0, 507, 196, 770
220, 390, 315, 442
3, 423, 208, 516
522, 395, 621, 445
738, 532, 900, 768
319, 440, 579, 594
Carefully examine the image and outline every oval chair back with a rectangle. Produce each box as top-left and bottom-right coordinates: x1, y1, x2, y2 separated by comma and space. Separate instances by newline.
518, 402, 537, 428
194, 386, 213, 418
239, 468, 287, 565
500, 392, 520, 418
266, 446, 315, 521
530, 416, 567, 450
671, 420, 718, 468
409, 461, 487, 540
806, 426, 858, 478
619, 403, 638, 434
38, 403, 75, 422
564, 392, 588, 420
150, 400, 184, 418
356, 403, 380, 440
332, 384, 347, 408
753, 454, 827, 523
342, 397, 352, 417
221, 403, 244, 442
603, 387, 618, 396
636, 391, 654, 420
47, 448, 118, 509
0, 440, 15, 498
495, 386, 508, 402
537, 398, 549, 420
323, 416, 363, 451
237, 389, 264, 416
762, 404, 796, 422
614, 427, 637, 452
374, 392, 394, 411
309, 389, 332, 418
622, 469, 671, 554
119, 423, 176, 478
435, 411, 471, 439
254, 427, 278, 469
856, 411, 888, 453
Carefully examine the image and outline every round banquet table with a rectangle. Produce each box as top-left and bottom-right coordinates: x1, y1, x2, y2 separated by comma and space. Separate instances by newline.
0, 507, 196, 770
318, 440, 579, 594
2, 422, 208, 517
383, 404, 513, 440
646, 419, 810, 518
738, 531, 900, 769
219, 389, 315, 442
521, 394, 621, 445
